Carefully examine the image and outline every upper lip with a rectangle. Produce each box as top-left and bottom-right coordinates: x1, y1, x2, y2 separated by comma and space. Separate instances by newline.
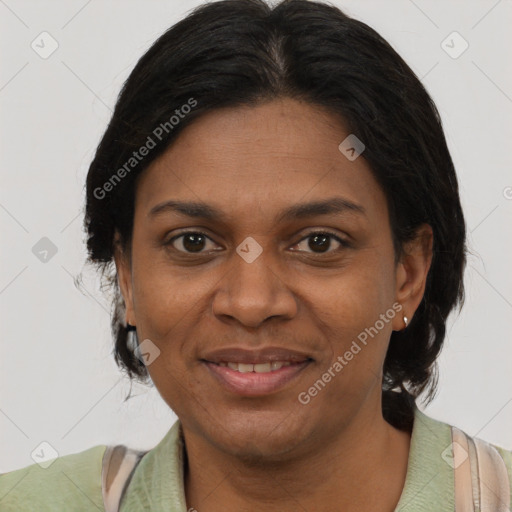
201, 347, 314, 364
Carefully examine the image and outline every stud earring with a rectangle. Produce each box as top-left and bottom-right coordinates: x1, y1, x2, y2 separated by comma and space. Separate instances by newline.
403, 315, 409, 329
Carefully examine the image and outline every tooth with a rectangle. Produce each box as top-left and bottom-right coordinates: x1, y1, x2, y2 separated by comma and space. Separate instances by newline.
223, 361, 296, 372
253, 363, 271, 373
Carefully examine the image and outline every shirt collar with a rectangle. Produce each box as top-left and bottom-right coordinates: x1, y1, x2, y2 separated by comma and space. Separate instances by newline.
123, 404, 454, 511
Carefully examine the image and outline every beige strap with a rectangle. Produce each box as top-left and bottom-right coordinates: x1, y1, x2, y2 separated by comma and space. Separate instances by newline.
452, 427, 475, 512
474, 437, 511, 511
452, 426, 510, 512
101, 445, 147, 512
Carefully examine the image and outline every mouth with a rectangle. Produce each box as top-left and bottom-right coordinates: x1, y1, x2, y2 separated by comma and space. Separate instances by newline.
202, 358, 313, 396
212, 360, 302, 372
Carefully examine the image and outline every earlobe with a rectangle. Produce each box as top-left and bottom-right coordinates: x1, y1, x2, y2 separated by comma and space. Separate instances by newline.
393, 224, 433, 331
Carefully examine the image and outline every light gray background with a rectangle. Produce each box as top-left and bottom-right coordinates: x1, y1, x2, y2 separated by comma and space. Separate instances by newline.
1, 0, 511, 472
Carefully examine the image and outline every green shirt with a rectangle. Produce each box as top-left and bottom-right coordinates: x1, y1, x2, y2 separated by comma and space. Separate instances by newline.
1, 406, 511, 511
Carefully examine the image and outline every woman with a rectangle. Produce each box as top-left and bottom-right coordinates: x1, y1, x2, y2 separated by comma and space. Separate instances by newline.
1, 0, 510, 510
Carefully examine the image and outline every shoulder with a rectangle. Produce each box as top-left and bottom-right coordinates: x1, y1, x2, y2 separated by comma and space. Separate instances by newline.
0, 444, 107, 512
484, 442, 512, 502
424, 409, 512, 474
453, 428, 512, 511
414, 407, 512, 509
414, 406, 512, 464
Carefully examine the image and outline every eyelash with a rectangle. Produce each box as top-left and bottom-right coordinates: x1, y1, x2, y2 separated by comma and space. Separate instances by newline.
165, 230, 351, 255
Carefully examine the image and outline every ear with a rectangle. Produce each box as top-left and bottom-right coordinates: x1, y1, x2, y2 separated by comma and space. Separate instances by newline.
392, 223, 433, 331
113, 231, 136, 327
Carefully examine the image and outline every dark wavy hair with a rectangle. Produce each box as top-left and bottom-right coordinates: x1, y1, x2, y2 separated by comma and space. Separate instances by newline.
83, 0, 466, 431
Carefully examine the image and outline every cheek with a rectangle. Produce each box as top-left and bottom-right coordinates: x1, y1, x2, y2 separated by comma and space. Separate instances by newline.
312, 249, 395, 322
130, 243, 204, 335
129, 245, 227, 387
130, 257, 198, 402
306, 249, 396, 369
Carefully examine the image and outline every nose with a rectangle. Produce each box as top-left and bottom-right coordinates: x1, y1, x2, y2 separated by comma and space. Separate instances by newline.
212, 244, 298, 328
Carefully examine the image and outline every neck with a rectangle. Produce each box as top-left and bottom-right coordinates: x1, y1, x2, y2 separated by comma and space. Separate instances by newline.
182, 404, 412, 512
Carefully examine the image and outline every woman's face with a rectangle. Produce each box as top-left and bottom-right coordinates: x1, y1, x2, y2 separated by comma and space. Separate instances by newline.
116, 97, 430, 460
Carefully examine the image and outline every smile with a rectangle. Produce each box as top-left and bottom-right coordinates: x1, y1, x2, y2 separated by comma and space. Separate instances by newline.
203, 360, 312, 396
216, 361, 293, 372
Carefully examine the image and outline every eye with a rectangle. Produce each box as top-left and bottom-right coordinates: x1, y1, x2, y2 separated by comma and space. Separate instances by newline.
165, 230, 350, 255
291, 231, 350, 254
166, 231, 220, 254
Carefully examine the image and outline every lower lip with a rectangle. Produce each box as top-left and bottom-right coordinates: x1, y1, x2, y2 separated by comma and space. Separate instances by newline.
203, 361, 311, 396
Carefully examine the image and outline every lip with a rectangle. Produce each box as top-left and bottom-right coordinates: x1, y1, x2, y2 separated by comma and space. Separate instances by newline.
203, 359, 312, 396
201, 346, 313, 365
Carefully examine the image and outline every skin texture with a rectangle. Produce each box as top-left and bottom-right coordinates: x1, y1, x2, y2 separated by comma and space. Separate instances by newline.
115, 97, 433, 512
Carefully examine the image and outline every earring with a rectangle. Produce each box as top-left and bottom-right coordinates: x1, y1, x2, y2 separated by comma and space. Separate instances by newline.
403, 315, 409, 329
126, 323, 138, 353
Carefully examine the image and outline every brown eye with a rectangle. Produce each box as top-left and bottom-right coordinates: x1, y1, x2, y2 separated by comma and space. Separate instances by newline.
167, 232, 218, 253
293, 231, 350, 254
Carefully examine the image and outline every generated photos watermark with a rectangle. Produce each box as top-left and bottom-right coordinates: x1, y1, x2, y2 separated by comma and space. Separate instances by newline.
298, 302, 403, 405
93, 97, 198, 200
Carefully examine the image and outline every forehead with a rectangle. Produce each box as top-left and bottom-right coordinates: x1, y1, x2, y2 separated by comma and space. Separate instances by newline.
135, 98, 386, 222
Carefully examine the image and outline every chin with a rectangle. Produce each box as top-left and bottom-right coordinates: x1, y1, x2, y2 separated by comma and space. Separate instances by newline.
207, 411, 310, 463
220, 434, 302, 465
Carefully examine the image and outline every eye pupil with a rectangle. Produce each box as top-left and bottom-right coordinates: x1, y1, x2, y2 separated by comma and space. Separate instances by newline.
308, 234, 330, 253
183, 233, 205, 252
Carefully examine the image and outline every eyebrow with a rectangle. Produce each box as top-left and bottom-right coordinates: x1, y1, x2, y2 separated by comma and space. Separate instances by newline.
148, 197, 366, 222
